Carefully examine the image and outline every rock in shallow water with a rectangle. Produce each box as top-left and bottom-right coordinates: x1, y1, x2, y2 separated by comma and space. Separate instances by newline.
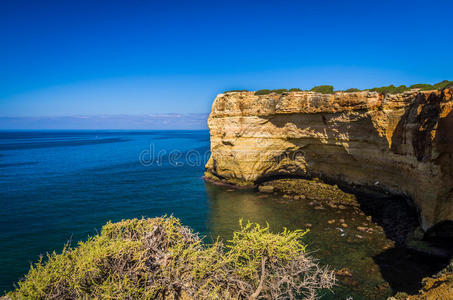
258, 185, 274, 193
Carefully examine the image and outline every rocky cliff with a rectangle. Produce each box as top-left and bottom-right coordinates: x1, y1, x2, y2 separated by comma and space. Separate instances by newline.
205, 89, 453, 231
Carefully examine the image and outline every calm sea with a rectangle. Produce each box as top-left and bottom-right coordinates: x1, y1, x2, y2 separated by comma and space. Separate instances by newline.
0, 131, 213, 291
1, 130, 439, 299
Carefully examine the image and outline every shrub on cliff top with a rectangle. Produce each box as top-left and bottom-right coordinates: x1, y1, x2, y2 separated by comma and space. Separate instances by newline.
369, 84, 411, 94
344, 88, 361, 92
6, 217, 335, 300
249, 80, 452, 96
254, 89, 272, 95
409, 83, 435, 91
310, 85, 334, 94
367, 81, 452, 94
433, 80, 453, 90
271, 89, 289, 94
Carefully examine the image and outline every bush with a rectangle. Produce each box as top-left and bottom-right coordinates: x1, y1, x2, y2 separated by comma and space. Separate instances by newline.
369, 84, 410, 94
254, 89, 272, 95
367, 81, 452, 94
310, 85, 334, 94
271, 89, 289, 94
409, 84, 435, 91
433, 80, 453, 90
6, 217, 335, 300
249, 81, 452, 97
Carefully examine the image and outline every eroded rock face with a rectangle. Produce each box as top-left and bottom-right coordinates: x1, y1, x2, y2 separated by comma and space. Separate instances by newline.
205, 89, 453, 230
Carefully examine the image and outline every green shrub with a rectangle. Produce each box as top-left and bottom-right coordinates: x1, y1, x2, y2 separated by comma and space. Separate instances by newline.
271, 89, 288, 94
369, 84, 410, 94
254, 89, 272, 95
392, 85, 411, 93
6, 217, 335, 300
248, 80, 452, 97
433, 80, 453, 90
344, 88, 360, 92
366, 81, 452, 94
409, 83, 435, 91
365, 81, 452, 94
310, 85, 334, 94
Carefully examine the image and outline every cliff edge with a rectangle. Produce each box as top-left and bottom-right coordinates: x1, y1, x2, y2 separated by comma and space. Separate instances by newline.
205, 89, 453, 231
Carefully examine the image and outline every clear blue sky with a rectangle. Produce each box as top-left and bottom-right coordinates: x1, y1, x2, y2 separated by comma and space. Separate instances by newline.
1, 0, 453, 121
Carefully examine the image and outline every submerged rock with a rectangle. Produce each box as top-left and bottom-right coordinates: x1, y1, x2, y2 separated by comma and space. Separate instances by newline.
258, 185, 274, 193
336, 268, 353, 277
257, 178, 360, 208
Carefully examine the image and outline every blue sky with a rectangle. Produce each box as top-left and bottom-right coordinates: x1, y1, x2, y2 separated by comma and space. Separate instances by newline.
1, 0, 453, 127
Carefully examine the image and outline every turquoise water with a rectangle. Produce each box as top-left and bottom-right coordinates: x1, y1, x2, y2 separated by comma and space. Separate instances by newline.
0, 131, 212, 292
0, 130, 435, 299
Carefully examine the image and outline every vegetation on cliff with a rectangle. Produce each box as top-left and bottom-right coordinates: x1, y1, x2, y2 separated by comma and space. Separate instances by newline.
310, 85, 334, 94
343, 88, 360, 92
6, 217, 335, 300
355, 80, 452, 94
271, 89, 289, 94
224, 80, 452, 95
254, 89, 273, 95
254, 89, 290, 95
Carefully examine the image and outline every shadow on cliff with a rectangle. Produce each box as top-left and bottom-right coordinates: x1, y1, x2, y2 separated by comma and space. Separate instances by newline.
262, 111, 421, 245
391, 91, 441, 160
374, 93, 453, 295
391, 92, 453, 226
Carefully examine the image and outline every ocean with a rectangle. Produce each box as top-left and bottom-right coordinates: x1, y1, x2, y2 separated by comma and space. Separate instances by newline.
0, 130, 442, 299
0, 131, 212, 291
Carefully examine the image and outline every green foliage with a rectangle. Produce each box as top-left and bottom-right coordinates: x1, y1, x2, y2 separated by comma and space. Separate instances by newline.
7, 217, 335, 300
271, 89, 288, 94
433, 80, 453, 90
227, 220, 307, 280
310, 85, 334, 94
409, 83, 435, 91
9, 217, 197, 299
369, 84, 410, 94
254, 89, 272, 95
248, 80, 452, 96
367, 80, 452, 94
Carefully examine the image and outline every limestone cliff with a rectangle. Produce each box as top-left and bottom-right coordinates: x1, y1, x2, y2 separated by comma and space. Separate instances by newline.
205, 89, 453, 230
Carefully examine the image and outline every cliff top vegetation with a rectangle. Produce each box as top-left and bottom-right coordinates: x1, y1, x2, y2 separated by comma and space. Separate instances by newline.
224, 80, 453, 95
